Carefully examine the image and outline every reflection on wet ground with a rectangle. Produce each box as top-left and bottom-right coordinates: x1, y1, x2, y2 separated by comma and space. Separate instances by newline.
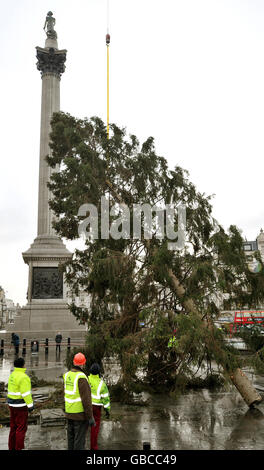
0, 347, 67, 383
99, 389, 264, 450
1, 350, 264, 450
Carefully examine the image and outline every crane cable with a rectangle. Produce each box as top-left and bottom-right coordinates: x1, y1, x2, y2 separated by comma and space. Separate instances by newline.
105, 0, 111, 191
106, 0, 110, 140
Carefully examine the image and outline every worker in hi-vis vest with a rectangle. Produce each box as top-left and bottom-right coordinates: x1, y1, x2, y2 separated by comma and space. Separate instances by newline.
63, 352, 95, 450
7, 357, 34, 450
168, 329, 178, 348
88, 363, 110, 450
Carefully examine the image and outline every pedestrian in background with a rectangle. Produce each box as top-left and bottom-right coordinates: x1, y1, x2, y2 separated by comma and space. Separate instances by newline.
63, 352, 95, 450
55, 331, 62, 354
11, 333, 20, 355
88, 363, 110, 450
7, 357, 34, 450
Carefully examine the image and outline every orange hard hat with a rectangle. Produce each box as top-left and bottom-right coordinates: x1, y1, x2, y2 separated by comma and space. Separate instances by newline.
73, 352, 86, 366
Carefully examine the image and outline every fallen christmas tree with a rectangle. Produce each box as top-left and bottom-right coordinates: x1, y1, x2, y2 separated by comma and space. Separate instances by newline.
47, 112, 264, 406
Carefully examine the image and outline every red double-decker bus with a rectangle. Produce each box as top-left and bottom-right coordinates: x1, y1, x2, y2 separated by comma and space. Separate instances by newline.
230, 310, 264, 335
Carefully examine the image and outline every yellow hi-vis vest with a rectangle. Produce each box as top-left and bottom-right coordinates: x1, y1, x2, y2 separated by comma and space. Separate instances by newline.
7, 368, 33, 409
168, 335, 177, 348
63, 370, 88, 414
88, 374, 110, 410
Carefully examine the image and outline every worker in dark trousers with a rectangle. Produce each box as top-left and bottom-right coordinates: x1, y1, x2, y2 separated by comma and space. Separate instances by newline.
63, 353, 95, 450
88, 363, 110, 450
7, 357, 34, 450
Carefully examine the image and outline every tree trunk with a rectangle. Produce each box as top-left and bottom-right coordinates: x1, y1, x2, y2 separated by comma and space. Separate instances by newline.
167, 269, 262, 407
230, 368, 262, 407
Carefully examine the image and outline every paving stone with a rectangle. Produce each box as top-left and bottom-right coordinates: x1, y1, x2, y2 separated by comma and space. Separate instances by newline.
25, 426, 51, 450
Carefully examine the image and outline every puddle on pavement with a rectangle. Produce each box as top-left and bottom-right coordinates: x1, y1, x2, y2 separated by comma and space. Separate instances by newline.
0, 348, 67, 384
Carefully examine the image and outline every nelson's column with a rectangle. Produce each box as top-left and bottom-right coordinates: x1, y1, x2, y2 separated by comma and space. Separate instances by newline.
9, 13, 85, 339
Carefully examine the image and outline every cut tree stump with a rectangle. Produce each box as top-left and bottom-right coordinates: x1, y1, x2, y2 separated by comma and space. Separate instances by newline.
230, 368, 262, 407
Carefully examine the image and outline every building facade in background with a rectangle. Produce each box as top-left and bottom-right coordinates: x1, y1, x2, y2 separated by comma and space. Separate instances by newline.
0, 287, 21, 328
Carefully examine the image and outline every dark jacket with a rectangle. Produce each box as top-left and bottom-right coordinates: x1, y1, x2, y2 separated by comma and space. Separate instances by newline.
55, 334, 62, 344
65, 366, 93, 422
11, 334, 20, 346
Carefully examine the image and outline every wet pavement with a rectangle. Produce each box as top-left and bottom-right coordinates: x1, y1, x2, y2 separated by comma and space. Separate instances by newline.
96, 389, 264, 450
1, 388, 264, 450
1, 349, 264, 450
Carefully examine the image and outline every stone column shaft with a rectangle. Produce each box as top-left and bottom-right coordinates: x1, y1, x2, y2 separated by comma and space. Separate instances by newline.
36, 43, 66, 237
38, 72, 60, 236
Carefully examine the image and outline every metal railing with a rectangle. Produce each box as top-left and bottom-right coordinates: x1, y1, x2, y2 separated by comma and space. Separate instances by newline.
0, 337, 86, 356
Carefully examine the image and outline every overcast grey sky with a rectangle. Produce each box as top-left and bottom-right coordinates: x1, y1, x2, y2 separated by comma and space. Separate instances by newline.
1, 0, 264, 306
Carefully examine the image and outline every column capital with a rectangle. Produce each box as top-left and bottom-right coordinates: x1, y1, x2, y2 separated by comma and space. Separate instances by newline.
36, 46, 67, 78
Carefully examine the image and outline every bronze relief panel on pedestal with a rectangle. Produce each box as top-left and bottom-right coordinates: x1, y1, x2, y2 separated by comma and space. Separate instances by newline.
32, 267, 63, 299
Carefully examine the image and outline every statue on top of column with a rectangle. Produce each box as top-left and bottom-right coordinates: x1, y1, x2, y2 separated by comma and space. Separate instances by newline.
43, 11, 57, 39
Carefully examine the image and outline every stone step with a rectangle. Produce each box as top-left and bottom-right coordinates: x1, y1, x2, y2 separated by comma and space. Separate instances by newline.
40, 408, 66, 427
